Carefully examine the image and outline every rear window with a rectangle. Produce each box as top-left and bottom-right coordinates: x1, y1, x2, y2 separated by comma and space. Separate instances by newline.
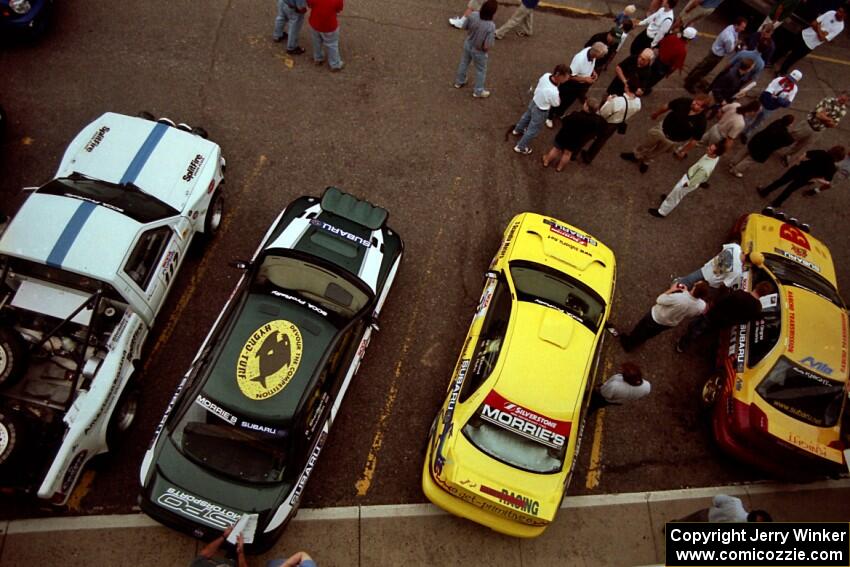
170, 394, 290, 483
462, 391, 569, 474
756, 357, 845, 427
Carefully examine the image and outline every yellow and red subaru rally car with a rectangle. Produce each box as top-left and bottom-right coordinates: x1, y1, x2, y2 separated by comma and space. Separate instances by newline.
422, 213, 616, 537
703, 211, 849, 477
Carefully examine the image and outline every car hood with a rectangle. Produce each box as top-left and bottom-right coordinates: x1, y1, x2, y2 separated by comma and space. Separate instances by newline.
201, 291, 337, 424
782, 287, 849, 380
56, 112, 219, 213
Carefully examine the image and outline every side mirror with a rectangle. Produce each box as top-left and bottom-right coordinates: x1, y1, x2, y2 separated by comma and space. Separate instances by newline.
229, 260, 251, 270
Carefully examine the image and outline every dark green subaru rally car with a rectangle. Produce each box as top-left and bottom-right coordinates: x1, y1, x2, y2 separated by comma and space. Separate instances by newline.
139, 188, 403, 550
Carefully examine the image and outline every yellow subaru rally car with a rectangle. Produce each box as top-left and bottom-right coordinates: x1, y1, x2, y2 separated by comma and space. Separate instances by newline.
703, 211, 849, 477
422, 213, 616, 537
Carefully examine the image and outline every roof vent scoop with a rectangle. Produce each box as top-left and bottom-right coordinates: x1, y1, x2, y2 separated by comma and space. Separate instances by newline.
321, 187, 388, 230
538, 308, 573, 349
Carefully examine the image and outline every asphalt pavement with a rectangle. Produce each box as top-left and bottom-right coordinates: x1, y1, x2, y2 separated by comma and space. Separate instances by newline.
1, 0, 849, 533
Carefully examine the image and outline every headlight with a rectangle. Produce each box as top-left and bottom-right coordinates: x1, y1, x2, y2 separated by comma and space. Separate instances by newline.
9, 0, 32, 14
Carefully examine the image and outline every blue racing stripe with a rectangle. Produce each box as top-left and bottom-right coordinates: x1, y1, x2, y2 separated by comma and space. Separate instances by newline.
119, 122, 169, 185
46, 201, 98, 268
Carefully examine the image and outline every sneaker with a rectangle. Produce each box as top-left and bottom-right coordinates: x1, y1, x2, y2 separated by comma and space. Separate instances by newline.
639, 162, 649, 174
472, 90, 491, 98
314, 59, 325, 66
605, 325, 619, 337
330, 62, 346, 72
729, 167, 743, 178
273, 32, 288, 42
511, 129, 522, 136
516, 31, 528, 37
449, 16, 466, 29
757, 187, 770, 197
620, 152, 637, 162
648, 208, 664, 218
286, 46, 306, 55
580, 150, 592, 164
675, 338, 686, 354
699, 182, 710, 189
453, 82, 464, 89
545, 119, 553, 129
513, 146, 532, 155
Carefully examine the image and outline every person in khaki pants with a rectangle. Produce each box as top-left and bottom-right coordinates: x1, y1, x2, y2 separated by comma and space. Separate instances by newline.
495, 0, 539, 39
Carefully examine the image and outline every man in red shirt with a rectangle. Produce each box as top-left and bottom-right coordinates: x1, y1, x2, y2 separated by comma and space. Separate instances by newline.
308, 0, 345, 71
646, 26, 697, 92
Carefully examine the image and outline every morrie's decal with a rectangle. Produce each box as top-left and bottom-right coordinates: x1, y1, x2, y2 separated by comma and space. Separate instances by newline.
271, 290, 328, 317
786, 290, 796, 353
309, 218, 370, 248
84, 126, 110, 152
801, 356, 834, 376
183, 154, 206, 182
779, 223, 810, 251
195, 395, 237, 425
236, 320, 303, 400
480, 391, 570, 449
479, 485, 540, 516
156, 487, 240, 529
775, 247, 820, 273
787, 433, 827, 458
544, 219, 597, 247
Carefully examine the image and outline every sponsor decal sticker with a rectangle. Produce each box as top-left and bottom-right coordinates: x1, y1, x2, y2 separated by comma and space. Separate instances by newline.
543, 219, 597, 247
84, 126, 110, 152
433, 359, 470, 476
787, 290, 796, 353
183, 154, 205, 182
774, 247, 820, 273
496, 221, 520, 261
735, 324, 747, 372
289, 430, 327, 509
546, 234, 592, 256
271, 290, 328, 317
801, 356, 834, 376
156, 487, 241, 529
480, 390, 570, 449
309, 218, 370, 248
195, 395, 237, 425
473, 278, 497, 321
479, 484, 540, 516
150, 376, 188, 448
779, 223, 810, 250
787, 433, 827, 458
60, 450, 88, 494
236, 320, 303, 400
841, 315, 847, 373
435, 480, 548, 526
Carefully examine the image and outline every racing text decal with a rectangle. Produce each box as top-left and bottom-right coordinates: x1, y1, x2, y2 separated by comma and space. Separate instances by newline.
479, 485, 540, 516
183, 154, 205, 182
774, 247, 820, 273
236, 320, 303, 400
480, 390, 570, 449
544, 219, 597, 247
310, 219, 371, 248
84, 126, 110, 152
156, 487, 241, 529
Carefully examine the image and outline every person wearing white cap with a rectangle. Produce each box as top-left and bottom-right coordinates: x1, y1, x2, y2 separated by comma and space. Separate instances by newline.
646, 26, 697, 92
741, 70, 801, 141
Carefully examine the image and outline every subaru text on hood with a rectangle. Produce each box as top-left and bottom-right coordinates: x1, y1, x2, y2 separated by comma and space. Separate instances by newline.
0, 112, 225, 503
423, 213, 616, 537
139, 187, 403, 551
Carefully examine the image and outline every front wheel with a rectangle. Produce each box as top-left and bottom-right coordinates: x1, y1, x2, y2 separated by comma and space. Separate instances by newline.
202, 189, 224, 239
0, 328, 27, 389
106, 379, 140, 450
701, 375, 724, 408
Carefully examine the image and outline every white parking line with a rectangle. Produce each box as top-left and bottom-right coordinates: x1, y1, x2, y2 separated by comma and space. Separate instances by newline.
6, 478, 848, 533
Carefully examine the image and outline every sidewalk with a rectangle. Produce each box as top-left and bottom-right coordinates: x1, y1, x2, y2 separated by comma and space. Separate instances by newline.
2, 479, 848, 566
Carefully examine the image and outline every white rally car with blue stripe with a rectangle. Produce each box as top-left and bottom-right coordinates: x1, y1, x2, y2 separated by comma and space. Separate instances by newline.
0, 112, 225, 504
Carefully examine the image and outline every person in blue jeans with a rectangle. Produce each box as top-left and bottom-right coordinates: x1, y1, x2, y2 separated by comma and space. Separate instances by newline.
274, 0, 308, 55
269, 551, 317, 567
308, 0, 344, 71
453, 0, 498, 98
512, 64, 570, 155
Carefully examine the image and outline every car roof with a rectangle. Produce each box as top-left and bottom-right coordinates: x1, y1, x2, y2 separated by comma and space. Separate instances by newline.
491, 302, 596, 422
0, 192, 139, 283
781, 286, 849, 381
57, 112, 219, 213
201, 292, 338, 424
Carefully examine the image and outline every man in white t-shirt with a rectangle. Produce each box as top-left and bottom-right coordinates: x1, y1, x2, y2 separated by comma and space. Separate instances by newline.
597, 362, 651, 405
512, 64, 569, 155
630, 0, 678, 55
619, 281, 709, 351
547, 42, 608, 127
777, 6, 845, 74
676, 242, 745, 289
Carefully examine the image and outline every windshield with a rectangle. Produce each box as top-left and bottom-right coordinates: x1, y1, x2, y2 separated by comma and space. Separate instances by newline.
764, 254, 844, 308
756, 357, 846, 428
462, 391, 568, 474
253, 252, 371, 320
509, 260, 605, 332
1, 255, 125, 303
171, 394, 290, 483
38, 175, 178, 224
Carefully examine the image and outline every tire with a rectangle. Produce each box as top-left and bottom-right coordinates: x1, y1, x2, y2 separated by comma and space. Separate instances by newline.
202, 189, 224, 238
106, 379, 140, 450
138, 110, 155, 121
0, 327, 26, 389
0, 410, 24, 467
701, 375, 724, 408
191, 126, 209, 139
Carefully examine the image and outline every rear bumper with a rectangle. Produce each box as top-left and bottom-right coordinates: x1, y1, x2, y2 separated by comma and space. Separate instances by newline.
421, 451, 549, 538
